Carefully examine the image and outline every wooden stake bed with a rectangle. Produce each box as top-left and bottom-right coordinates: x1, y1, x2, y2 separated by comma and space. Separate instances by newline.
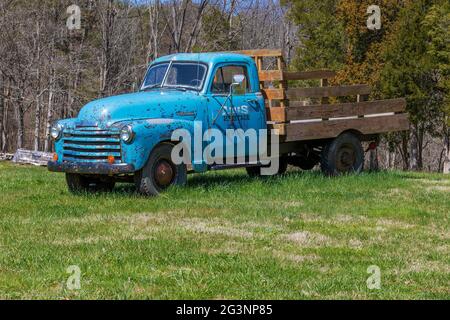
235, 49, 410, 142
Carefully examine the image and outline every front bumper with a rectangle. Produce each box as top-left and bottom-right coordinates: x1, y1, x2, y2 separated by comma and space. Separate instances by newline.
47, 161, 135, 175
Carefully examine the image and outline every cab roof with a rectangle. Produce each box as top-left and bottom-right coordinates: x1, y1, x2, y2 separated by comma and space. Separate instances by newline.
151, 52, 255, 65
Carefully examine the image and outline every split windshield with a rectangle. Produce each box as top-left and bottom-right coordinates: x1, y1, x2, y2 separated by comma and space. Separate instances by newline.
142, 62, 207, 91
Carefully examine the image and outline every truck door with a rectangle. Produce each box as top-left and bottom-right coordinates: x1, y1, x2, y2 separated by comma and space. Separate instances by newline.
205, 63, 265, 165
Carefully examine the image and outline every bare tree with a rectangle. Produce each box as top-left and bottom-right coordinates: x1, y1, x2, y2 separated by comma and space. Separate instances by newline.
147, 0, 163, 61
162, 0, 210, 53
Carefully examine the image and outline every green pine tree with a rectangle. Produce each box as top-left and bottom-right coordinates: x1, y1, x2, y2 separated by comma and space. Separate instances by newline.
380, 0, 444, 169
282, 0, 345, 71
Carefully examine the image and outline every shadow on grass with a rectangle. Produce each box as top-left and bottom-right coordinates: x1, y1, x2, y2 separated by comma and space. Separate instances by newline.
186, 169, 322, 189
68, 168, 394, 198
69, 170, 319, 198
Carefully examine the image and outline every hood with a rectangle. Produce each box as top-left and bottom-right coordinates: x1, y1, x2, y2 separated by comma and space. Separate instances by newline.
76, 90, 200, 126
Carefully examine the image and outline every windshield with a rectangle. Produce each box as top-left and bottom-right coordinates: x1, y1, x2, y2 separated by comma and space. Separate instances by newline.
141, 62, 207, 91
142, 63, 169, 88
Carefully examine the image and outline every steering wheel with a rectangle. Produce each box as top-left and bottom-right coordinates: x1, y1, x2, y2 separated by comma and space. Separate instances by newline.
190, 79, 201, 87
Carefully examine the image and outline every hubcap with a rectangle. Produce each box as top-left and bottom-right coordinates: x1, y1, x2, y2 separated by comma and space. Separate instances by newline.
336, 145, 356, 172
154, 160, 175, 188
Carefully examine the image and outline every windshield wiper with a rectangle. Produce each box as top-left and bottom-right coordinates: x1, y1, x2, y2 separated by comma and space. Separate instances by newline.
162, 86, 188, 92
141, 84, 161, 91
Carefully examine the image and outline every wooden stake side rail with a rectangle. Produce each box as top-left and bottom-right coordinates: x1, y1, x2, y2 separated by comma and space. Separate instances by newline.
259, 70, 337, 82
234, 49, 410, 141
269, 114, 410, 141
262, 85, 372, 100
266, 98, 407, 122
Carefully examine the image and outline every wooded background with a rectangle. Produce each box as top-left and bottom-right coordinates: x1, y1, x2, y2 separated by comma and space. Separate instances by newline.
0, 0, 448, 172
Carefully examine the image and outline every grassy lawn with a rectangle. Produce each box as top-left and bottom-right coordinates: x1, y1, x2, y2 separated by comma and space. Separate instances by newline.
0, 161, 448, 299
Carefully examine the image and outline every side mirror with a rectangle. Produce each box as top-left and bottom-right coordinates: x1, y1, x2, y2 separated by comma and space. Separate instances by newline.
232, 74, 245, 86
230, 74, 246, 96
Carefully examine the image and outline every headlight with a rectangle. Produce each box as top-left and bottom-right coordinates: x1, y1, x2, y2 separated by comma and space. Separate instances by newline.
120, 125, 134, 143
50, 123, 63, 140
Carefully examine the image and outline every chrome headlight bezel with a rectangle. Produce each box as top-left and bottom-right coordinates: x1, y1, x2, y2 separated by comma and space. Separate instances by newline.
50, 123, 63, 140
120, 125, 135, 144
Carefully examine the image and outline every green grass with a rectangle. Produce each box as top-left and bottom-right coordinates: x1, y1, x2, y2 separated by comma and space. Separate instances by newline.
0, 161, 448, 299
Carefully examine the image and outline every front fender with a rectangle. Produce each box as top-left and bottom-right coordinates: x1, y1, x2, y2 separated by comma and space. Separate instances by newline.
115, 118, 199, 172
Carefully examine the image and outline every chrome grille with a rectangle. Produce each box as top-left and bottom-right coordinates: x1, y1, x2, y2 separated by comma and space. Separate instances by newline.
62, 127, 122, 163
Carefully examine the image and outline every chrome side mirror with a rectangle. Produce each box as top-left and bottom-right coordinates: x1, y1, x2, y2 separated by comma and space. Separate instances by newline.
232, 74, 245, 86
230, 74, 246, 96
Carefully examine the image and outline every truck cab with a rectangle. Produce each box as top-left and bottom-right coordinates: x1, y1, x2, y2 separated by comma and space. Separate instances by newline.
48, 53, 269, 195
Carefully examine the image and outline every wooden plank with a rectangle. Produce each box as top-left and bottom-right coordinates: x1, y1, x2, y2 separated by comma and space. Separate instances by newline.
266, 107, 287, 122
267, 123, 286, 136
12, 149, 53, 166
235, 49, 283, 57
259, 70, 283, 81
283, 98, 407, 121
259, 70, 338, 82
261, 88, 285, 100
256, 57, 264, 90
275, 114, 409, 141
283, 70, 336, 81
320, 78, 329, 106
277, 56, 287, 108
357, 94, 369, 118
286, 85, 371, 100
0, 153, 14, 161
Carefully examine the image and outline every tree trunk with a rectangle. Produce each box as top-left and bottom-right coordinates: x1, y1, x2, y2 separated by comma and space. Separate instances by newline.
147, 0, 160, 61
44, 84, 54, 152
0, 77, 4, 151
34, 95, 41, 151
443, 132, 450, 174
417, 126, 424, 170
388, 150, 396, 169
1, 101, 7, 152
99, 0, 115, 96
399, 133, 409, 170
33, 20, 41, 151
16, 104, 24, 149
369, 149, 379, 171
1, 83, 9, 152
409, 126, 419, 171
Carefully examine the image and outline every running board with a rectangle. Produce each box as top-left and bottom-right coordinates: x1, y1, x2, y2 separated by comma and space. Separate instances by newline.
209, 162, 262, 171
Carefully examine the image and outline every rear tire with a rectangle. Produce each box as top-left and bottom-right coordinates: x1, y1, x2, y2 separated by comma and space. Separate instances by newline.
66, 173, 115, 193
320, 133, 364, 176
135, 143, 187, 196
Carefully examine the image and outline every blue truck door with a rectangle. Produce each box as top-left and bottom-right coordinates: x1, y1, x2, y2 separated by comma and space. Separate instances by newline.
206, 63, 264, 164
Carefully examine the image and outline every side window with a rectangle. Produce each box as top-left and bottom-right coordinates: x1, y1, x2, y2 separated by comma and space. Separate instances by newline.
211, 65, 250, 95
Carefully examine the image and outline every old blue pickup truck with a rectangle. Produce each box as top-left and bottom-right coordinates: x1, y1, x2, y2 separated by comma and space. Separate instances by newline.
48, 50, 409, 196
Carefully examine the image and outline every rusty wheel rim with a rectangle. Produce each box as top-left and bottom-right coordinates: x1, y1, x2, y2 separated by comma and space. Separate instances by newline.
154, 159, 175, 188
336, 144, 356, 172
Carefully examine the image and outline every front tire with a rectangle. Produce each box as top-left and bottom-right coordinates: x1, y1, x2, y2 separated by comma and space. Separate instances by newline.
320, 133, 364, 176
135, 143, 187, 196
